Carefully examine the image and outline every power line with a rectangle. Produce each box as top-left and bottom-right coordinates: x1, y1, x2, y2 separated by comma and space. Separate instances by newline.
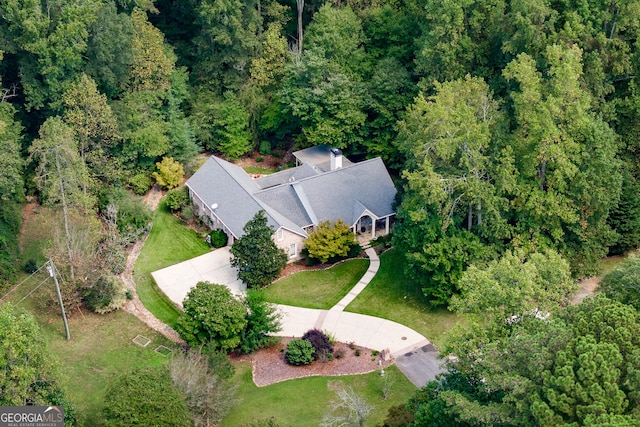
0, 262, 49, 302
14, 276, 50, 306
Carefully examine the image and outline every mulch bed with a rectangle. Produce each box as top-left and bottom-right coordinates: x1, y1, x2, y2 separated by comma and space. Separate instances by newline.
231, 338, 395, 387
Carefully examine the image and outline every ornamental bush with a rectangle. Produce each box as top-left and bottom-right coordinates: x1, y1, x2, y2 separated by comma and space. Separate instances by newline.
285, 339, 315, 366
301, 329, 333, 361
84, 276, 128, 314
209, 228, 228, 248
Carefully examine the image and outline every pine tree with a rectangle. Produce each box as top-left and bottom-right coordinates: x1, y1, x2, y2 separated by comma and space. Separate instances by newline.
230, 211, 287, 288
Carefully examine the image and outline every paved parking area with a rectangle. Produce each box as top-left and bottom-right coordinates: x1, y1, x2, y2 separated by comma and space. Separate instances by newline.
151, 247, 245, 307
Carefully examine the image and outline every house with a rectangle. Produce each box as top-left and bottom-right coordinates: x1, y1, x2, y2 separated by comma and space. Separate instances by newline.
186, 146, 397, 260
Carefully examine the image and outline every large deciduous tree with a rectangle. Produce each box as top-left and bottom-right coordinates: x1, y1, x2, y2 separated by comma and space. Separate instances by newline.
600, 254, 640, 311
29, 117, 93, 280
176, 281, 248, 350
304, 219, 357, 263
230, 210, 287, 289
503, 44, 622, 276
103, 366, 191, 427
450, 249, 576, 321
0, 304, 76, 423
407, 296, 640, 426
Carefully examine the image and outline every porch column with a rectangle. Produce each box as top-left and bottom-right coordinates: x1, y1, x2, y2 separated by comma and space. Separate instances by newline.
371, 217, 376, 239
385, 216, 390, 234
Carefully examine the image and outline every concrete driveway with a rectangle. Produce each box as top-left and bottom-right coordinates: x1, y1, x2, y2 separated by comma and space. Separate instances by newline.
151, 247, 245, 307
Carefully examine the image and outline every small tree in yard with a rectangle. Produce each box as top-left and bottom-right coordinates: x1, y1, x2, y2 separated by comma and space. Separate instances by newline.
321, 386, 374, 427
152, 156, 184, 189
239, 290, 282, 353
176, 282, 248, 350
305, 219, 357, 263
230, 210, 287, 288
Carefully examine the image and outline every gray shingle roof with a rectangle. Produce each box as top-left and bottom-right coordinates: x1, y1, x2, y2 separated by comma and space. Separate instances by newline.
186, 153, 396, 238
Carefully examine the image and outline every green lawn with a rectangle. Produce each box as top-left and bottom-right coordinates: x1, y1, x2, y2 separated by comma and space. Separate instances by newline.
134, 200, 211, 327
222, 362, 415, 426
346, 249, 469, 350
264, 259, 370, 309
243, 165, 278, 175
3, 274, 176, 427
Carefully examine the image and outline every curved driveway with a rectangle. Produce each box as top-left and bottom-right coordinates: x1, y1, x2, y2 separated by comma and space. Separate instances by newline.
152, 247, 443, 386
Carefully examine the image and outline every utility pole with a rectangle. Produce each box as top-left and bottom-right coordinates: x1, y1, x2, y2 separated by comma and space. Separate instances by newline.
47, 259, 71, 340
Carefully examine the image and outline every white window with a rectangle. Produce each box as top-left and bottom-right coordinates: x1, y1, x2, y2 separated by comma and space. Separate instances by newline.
289, 243, 296, 257
277, 228, 284, 241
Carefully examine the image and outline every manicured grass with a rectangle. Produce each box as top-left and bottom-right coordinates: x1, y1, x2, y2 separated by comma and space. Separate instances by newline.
243, 165, 278, 175
264, 259, 370, 309
346, 249, 469, 350
222, 362, 415, 426
134, 200, 211, 327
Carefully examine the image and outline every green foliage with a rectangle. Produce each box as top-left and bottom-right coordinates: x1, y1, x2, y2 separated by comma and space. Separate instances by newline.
413, 296, 640, 426
0, 201, 22, 282
608, 172, 640, 255
176, 281, 248, 350
450, 249, 577, 320
304, 219, 357, 263
128, 172, 153, 196
0, 102, 24, 202
600, 254, 640, 311
83, 276, 128, 314
258, 140, 271, 156
103, 366, 191, 427
208, 229, 228, 249
285, 339, 315, 366
301, 329, 333, 361
199, 92, 252, 160
201, 343, 235, 381
0, 304, 73, 413
165, 186, 189, 212
152, 156, 185, 189
238, 290, 281, 354
108, 189, 152, 241
393, 202, 492, 305
230, 211, 287, 289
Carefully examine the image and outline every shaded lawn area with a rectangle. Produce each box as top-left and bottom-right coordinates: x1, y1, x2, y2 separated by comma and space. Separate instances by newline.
264, 259, 370, 309
4, 280, 176, 427
222, 362, 415, 426
346, 249, 469, 350
135, 200, 210, 327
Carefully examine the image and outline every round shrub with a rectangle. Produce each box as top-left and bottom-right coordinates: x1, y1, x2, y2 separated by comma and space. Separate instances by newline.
301, 329, 333, 361
84, 276, 128, 314
166, 187, 189, 212
128, 172, 153, 196
258, 140, 271, 156
24, 259, 39, 274
209, 229, 228, 248
285, 339, 315, 366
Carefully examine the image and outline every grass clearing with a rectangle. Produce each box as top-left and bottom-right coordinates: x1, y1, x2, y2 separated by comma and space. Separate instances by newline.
222, 362, 415, 426
134, 199, 210, 327
346, 249, 469, 350
243, 165, 278, 175
264, 259, 369, 309
3, 275, 176, 426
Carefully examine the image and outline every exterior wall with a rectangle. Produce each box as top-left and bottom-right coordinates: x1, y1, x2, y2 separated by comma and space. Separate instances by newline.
188, 187, 235, 244
274, 228, 306, 262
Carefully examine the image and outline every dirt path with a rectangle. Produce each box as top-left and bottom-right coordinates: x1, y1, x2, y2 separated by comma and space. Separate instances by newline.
121, 186, 185, 345
571, 276, 601, 305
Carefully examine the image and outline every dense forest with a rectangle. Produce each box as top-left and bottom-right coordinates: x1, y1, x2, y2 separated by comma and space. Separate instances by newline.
2, 0, 640, 425
2, 0, 639, 305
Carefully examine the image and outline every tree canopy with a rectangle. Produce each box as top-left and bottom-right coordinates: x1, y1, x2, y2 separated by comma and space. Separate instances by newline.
230, 210, 287, 289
